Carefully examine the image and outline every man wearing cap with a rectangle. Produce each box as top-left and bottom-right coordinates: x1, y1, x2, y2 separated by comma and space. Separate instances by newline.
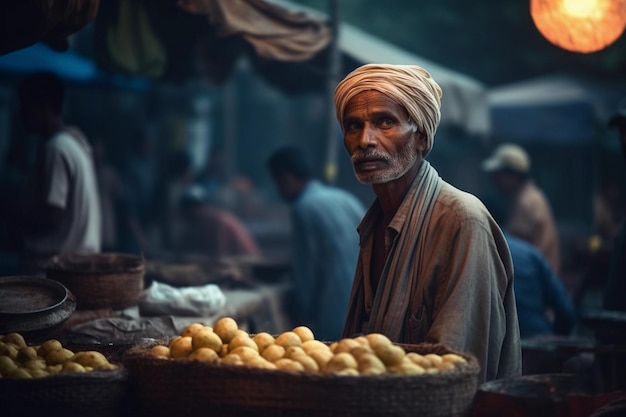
334, 63, 521, 383
482, 143, 561, 275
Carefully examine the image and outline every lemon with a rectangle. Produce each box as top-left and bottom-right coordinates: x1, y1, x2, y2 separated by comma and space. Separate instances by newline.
301, 340, 330, 354
323, 352, 357, 373
17, 346, 38, 363
424, 353, 444, 368
150, 345, 170, 359
442, 353, 467, 365
46, 348, 74, 366
169, 336, 193, 359
227, 332, 258, 353
274, 358, 304, 372
373, 344, 405, 366
71, 351, 110, 369
356, 353, 385, 373
252, 332, 275, 353
23, 358, 46, 371
333, 338, 361, 354
275, 331, 302, 349
3, 333, 26, 348
61, 361, 87, 374
0, 355, 18, 375
213, 317, 239, 343
230, 346, 260, 362
261, 344, 285, 362
188, 347, 219, 363
181, 323, 206, 338
292, 326, 315, 342
38, 339, 63, 357
192, 329, 223, 353
290, 353, 319, 372
284, 346, 306, 360
307, 349, 333, 369
221, 354, 243, 366
406, 352, 432, 369
365, 333, 392, 350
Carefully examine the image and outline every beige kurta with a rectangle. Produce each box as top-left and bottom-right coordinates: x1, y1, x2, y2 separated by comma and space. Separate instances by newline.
342, 161, 521, 383
507, 181, 561, 274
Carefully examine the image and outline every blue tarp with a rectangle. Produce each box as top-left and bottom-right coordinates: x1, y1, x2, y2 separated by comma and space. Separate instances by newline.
0, 43, 151, 90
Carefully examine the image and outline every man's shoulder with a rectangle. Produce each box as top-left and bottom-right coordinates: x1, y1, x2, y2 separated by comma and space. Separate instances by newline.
436, 182, 486, 217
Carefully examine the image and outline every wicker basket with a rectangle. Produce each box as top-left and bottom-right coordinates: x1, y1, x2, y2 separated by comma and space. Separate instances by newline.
124, 340, 480, 417
0, 368, 130, 417
45, 253, 145, 310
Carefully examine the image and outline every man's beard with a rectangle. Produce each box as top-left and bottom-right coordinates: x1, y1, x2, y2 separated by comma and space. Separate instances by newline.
350, 144, 418, 184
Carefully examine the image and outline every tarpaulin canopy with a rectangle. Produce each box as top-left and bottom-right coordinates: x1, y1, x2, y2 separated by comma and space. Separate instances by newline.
488, 74, 626, 144
0, 42, 151, 90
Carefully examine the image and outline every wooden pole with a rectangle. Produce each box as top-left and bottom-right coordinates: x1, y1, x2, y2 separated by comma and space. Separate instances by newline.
323, 0, 340, 183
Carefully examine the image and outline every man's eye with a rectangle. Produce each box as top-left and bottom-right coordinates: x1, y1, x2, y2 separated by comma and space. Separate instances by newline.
377, 118, 394, 128
344, 121, 361, 132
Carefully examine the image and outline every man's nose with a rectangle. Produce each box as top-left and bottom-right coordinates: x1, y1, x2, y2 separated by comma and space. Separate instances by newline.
357, 124, 377, 148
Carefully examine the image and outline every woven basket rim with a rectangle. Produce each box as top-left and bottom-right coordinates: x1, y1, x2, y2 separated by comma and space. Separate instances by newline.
45, 253, 145, 275
0, 367, 128, 386
124, 339, 480, 382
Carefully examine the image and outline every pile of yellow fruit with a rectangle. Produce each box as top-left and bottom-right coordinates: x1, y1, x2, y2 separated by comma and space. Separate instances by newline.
150, 317, 468, 376
0, 332, 118, 379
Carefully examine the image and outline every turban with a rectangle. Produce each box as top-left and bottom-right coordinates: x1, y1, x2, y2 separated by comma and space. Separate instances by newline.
334, 64, 443, 157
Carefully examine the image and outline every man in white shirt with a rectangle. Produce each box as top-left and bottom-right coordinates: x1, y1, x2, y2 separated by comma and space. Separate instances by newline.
17, 72, 101, 272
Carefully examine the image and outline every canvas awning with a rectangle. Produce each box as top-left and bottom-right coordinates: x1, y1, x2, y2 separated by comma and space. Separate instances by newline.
488, 74, 626, 144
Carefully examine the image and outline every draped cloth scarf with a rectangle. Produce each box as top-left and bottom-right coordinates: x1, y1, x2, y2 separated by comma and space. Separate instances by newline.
343, 160, 442, 341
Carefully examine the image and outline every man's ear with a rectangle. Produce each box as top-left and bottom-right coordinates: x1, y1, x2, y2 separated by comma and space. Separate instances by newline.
414, 132, 428, 154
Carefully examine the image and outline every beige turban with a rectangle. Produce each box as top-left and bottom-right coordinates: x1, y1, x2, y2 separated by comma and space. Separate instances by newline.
334, 64, 443, 157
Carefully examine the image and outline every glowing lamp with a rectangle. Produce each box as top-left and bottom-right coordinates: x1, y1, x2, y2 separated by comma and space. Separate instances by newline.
530, 0, 626, 53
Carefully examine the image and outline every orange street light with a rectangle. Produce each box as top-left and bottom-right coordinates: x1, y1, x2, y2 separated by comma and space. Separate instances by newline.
530, 0, 626, 53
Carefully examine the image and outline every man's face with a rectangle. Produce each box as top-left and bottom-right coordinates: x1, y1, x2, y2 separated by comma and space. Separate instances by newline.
341, 90, 424, 184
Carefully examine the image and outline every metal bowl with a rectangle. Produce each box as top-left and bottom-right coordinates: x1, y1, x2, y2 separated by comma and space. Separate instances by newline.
0, 275, 76, 342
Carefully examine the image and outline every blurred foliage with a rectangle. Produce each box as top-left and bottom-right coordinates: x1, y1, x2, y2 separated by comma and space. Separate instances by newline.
289, 0, 626, 86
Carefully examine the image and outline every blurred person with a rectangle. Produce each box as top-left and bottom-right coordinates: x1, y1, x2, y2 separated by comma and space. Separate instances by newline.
334, 63, 520, 383
267, 145, 366, 341
16, 72, 101, 272
603, 101, 626, 312
178, 185, 260, 258
483, 195, 577, 339
482, 143, 561, 275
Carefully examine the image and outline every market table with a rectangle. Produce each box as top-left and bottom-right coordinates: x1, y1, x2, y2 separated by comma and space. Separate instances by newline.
62, 281, 295, 349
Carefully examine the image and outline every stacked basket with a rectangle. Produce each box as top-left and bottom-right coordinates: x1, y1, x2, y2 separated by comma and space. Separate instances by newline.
124, 340, 479, 417
45, 253, 145, 310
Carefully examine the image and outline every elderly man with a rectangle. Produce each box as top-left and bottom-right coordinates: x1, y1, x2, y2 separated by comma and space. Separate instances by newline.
334, 64, 521, 382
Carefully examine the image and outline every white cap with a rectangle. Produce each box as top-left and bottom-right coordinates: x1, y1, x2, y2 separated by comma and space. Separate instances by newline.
482, 143, 530, 174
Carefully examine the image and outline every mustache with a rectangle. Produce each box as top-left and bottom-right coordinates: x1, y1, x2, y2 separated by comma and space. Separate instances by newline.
351, 150, 391, 164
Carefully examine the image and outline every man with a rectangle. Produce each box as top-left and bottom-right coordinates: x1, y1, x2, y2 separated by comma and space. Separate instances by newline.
17, 72, 101, 272
482, 143, 561, 274
603, 100, 626, 312
267, 146, 365, 341
483, 196, 576, 339
334, 63, 520, 382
